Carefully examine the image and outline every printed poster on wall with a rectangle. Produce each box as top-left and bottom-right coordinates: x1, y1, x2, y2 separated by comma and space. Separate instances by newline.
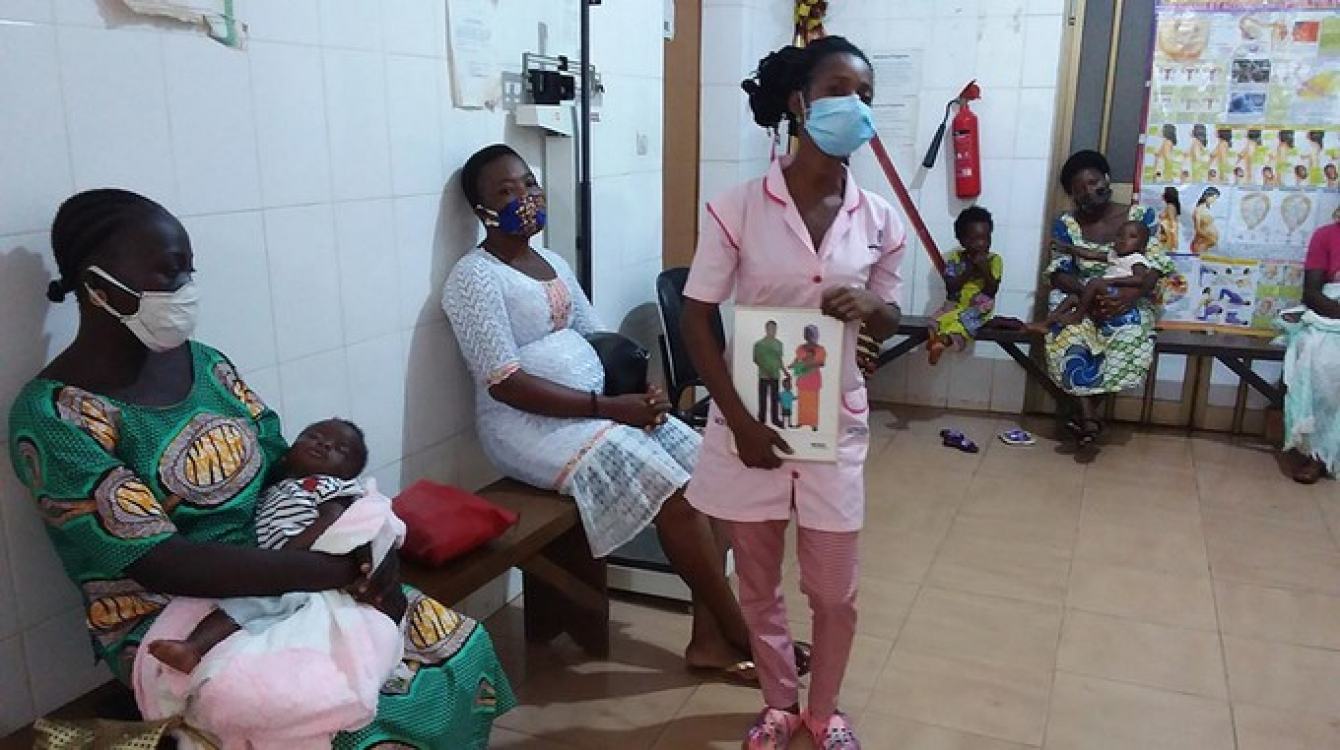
1135, 0, 1340, 335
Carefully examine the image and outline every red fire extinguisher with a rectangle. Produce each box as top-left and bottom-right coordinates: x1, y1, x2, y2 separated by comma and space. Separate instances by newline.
921, 80, 983, 199
952, 96, 981, 198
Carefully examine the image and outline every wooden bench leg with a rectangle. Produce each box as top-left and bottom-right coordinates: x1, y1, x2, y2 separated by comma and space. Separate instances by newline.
521, 523, 610, 658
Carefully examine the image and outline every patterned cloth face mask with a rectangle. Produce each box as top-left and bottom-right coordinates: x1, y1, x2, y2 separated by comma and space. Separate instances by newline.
479, 194, 547, 236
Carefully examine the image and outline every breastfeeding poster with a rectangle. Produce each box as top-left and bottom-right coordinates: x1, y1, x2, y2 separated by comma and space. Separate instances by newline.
1136, 0, 1340, 335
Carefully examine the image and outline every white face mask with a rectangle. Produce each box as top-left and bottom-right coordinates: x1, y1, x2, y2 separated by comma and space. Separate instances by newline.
85, 265, 200, 352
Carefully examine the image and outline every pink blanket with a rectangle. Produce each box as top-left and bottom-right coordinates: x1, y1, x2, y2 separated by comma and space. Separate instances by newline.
133, 481, 405, 750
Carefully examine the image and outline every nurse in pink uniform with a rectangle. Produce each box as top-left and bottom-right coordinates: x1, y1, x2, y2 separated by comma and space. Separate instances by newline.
681, 36, 905, 750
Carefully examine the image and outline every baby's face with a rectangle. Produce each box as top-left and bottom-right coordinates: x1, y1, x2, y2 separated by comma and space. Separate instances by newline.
285, 419, 365, 480
1114, 224, 1148, 256
958, 221, 992, 258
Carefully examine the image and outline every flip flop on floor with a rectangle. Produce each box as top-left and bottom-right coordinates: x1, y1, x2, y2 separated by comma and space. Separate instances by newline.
695, 660, 758, 686
998, 429, 1036, 446
939, 429, 980, 453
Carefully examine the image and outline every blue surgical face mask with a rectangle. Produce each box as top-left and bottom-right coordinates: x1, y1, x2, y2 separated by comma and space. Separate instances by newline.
803, 94, 876, 158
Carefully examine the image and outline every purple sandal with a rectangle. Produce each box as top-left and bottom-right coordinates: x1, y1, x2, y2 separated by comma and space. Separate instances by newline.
939, 429, 979, 454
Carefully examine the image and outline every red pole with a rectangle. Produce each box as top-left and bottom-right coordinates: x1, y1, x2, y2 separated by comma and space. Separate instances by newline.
869, 134, 945, 276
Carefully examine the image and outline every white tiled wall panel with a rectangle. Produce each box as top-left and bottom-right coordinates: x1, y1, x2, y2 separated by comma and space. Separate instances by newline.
0, 0, 667, 728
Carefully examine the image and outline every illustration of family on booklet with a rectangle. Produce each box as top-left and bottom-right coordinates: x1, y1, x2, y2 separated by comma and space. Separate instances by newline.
731, 306, 846, 462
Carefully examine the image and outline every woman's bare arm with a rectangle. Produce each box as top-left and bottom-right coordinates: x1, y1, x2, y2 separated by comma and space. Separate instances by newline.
1302, 269, 1340, 318
127, 537, 358, 598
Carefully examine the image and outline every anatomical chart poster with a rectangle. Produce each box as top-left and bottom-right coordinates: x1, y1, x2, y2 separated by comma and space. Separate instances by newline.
1135, 0, 1340, 334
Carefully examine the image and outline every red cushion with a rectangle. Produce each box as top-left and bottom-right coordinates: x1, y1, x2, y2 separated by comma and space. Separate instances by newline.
392, 480, 519, 566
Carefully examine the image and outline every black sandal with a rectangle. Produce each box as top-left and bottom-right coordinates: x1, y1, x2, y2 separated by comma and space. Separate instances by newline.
1077, 418, 1103, 446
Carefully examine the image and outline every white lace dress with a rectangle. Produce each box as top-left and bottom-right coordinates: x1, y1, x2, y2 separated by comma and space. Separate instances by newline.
442, 247, 700, 557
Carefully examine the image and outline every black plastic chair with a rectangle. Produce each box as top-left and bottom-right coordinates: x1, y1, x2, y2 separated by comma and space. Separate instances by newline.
655, 267, 723, 428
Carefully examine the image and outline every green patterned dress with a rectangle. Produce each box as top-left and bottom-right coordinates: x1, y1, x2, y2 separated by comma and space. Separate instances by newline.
1044, 206, 1175, 397
7, 342, 514, 749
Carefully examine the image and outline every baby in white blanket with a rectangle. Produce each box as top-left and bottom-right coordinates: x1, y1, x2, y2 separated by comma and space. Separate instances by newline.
147, 418, 400, 674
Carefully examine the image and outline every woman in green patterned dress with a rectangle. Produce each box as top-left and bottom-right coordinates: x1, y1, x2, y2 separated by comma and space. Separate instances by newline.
1043, 151, 1174, 446
6, 189, 513, 749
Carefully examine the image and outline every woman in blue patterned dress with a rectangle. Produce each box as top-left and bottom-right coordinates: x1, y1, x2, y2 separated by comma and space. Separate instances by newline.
1043, 151, 1174, 445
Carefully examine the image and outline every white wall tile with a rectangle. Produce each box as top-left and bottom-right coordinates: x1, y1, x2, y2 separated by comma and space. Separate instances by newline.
379, 0, 443, 58
163, 35, 262, 216
334, 199, 402, 344
249, 42, 331, 206
984, 0, 1029, 16
58, 26, 175, 203
0, 500, 18, 641
1, 465, 82, 629
924, 18, 979, 91
700, 84, 748, 163
0, 0, 53, 23
1015, 88, 1059, 159
345, 332, 407, 471
974, 20, 1026, 90
278, 347, 352, 443
1028, 0, 1068, 15
1021, 15, 1065, 87
0, 24, 73, 237
185, 212, 277, 372
324, 49, 392, 201
0, 635, 32, 736
977, 89, 1021, 163
948, 352, 995, 410
237, 0, 320, 44
386, 55, 446, 197
23, 608, 111, 716
1006, 158, 1053, 233
264, 204, 344, 359
990, 359, 1028, 413
700, 4, 750, 86
318, 0, 382, 51
905, 354, 951, 407
0, 234, 78, 443
400, 320, 474, 455
393, 194, 449, 330
53, 0, 145, 28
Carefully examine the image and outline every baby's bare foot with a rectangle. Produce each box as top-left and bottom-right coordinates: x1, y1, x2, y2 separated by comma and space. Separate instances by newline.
147, 639, 203, 674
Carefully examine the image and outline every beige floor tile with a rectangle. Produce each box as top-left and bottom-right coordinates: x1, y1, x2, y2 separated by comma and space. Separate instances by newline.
1321, 497, 1340, 548
497, 660, 696, 748
1043, 672, 1234, 750
1080, 480, 1201, 519
1204, 533, 1340, 596
870, 649, 1052, 746
488, 727, 584, 749
650, 682, 766, 750
1083, 460, 1200, 496
1190, 435, 1285, 475
863, 492, 961, 539
1084, 432, 1196, 473
1056, 610, 1227, 698
1066, 561, 1217, 631
1197, 473, 1328, 525
1201, 507, 1337, 553
1216, 581, 1340, 650
896, 587, 1062, 672
857, 529, 947, 584
952, 479, 1082, 549
855, 713, 1035, 750
1223, 635, 1340, 718
976, 439, 1090, 482
927, 530, 1071, 606
1232, 702, 1340, 750
1072, 515, 1209, 577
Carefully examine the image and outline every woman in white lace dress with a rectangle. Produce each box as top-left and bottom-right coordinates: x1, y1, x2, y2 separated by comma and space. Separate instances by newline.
442, 144, 769, 679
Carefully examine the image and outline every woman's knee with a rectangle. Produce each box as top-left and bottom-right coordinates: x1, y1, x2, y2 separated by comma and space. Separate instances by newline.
653, 488, 695, 526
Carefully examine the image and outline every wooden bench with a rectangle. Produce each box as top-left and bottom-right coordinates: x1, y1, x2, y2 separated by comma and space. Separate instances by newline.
401, 478, 610, 657
1, 478, 608, 747
880, 315, 1285, 433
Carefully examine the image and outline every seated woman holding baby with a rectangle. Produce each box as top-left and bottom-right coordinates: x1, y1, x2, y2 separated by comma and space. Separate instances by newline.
1041, 150, 1174, 446
7, 189, 512, 749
